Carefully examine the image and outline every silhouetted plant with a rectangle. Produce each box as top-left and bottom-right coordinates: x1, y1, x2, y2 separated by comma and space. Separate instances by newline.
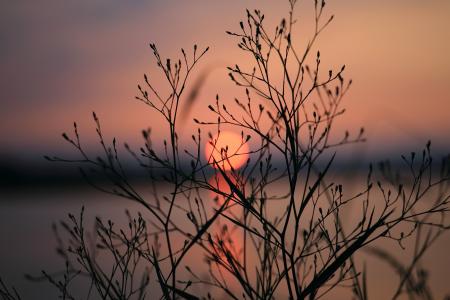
0, 277, 21, 300
23, 0, 450, 299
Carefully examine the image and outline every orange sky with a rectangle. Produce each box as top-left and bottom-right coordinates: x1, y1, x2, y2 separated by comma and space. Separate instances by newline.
1, 0, 449, 160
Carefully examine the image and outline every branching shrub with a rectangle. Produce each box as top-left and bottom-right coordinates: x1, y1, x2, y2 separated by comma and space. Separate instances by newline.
22, 0, 450, 299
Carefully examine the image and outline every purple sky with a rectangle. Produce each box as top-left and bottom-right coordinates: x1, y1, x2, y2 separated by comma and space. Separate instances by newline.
1, 0, 450, 161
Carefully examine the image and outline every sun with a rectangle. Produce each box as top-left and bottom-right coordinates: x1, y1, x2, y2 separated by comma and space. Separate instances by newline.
205, 131, 250, 171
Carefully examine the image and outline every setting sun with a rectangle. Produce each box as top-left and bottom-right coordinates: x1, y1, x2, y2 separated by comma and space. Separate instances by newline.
205, 131, 250, 171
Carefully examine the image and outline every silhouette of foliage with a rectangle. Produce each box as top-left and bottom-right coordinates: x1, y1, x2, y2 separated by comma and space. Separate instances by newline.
0, 277, 21, 300
17, 0, 450, 299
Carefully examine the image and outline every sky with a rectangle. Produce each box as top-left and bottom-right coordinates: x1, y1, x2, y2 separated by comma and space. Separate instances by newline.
1, 0, 450, 163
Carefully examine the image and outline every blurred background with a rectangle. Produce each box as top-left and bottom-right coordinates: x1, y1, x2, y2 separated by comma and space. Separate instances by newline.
1, 0, 450, 298
1, 0, 450, 178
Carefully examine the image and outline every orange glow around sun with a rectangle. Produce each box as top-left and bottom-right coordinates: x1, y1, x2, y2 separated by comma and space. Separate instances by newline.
205, 131, 250, 171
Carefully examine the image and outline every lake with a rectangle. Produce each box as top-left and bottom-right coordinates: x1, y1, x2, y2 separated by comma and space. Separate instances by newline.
1, 176, 450, 299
